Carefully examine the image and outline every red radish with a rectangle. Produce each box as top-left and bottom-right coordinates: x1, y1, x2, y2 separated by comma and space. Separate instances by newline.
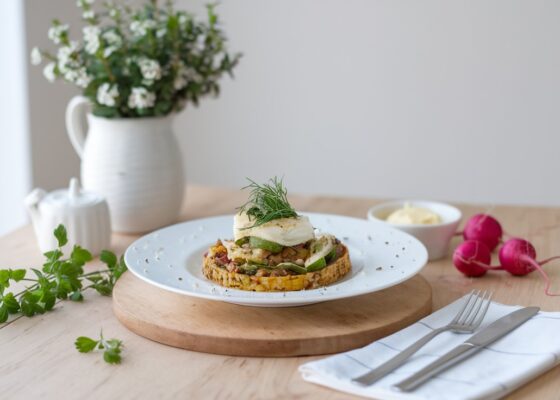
453, 240, 493, 277
463, 214, 503, 252
499, 238, 560, 296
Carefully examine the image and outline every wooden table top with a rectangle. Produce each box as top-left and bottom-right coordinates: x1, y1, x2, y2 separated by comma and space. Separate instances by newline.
1, 185, 559, 400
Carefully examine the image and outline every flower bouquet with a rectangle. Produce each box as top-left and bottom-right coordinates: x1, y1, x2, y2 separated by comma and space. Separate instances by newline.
31, 0, 240, 117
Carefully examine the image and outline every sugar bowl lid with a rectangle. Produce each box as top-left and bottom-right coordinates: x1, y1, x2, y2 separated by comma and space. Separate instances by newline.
40, 178, 106, 208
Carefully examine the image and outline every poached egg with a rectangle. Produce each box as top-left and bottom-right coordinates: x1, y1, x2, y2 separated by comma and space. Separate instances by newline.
233, 212, 314, 246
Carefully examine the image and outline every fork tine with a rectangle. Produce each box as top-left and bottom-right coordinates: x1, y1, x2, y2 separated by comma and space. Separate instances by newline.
456, 289, 480, 325
450, 290, 475, 324
464, 290, 487, 326
471, 291, 493, 329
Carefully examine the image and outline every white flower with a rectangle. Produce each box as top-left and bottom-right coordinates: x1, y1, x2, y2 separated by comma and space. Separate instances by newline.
48, 24, 69, 44
83, 25, 100, 39
130, 19, 156, 36
103, 47, 116, 57
75, 68, 92, 88
56, 41, 79, 72
83, 10, 95, 20
156, 28, 167, 38
63, 67, 91, 88
77, 0, 94, 6
173, 62, 188, 90
83, 26, 100, 54
129, 21, 141, 35
97, 83, 119, 107
138, 58, 161, 81
30, 47, 42, 65
128, 87, 156, 109
185, 67, 202, 83
85, 35, 99, 54
57, 41, 78, 63
109, 8, 118, 18
101, 30, 122, 57
178, 14, 188, 26
102, 30, 121, 46
196, 34, 206, 51
43, 62, 56, 82
174, 74, 187, 90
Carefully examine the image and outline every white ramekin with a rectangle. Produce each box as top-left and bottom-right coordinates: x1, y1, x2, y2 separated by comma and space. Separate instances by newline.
367, 200, 462, 261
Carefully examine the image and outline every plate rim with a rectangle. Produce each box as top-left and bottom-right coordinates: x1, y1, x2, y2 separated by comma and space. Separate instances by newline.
124, 213, 429, 305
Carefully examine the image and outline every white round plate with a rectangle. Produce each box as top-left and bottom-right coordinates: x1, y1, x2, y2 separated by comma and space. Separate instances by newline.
124, 213, 428, 307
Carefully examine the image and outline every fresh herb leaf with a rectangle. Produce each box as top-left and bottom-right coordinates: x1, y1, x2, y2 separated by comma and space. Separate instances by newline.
0, 306, 8, 323
100, 250, 117, 269
54, 224, 68, 247
2, 293, 20, 314
75, 336, 99, 353
70, 291, 84, 302
237, 177, 298, 229
0, 226, 126, 320
113, 256, 127, 280
0, 270, 10, 287
75, 333, 123, 364
71, 245, 93, 265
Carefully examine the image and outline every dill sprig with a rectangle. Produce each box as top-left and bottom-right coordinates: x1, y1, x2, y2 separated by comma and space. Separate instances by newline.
237, 177, 298, 229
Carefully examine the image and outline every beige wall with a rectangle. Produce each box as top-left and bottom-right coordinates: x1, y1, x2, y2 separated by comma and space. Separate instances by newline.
23, 0, 560, 209
25, 0, 82, 191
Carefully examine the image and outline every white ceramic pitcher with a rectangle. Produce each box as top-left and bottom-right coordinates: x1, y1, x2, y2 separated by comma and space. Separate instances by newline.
65, 96, 184, 233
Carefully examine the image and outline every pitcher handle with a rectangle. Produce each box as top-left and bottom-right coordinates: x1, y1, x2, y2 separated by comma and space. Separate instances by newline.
65, 96, 91, 159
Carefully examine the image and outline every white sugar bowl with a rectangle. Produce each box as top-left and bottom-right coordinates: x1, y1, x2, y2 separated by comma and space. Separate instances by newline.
24, 178, 111, 255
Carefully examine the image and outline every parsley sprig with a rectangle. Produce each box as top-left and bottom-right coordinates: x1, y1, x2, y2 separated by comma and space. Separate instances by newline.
75, 331, 123, 364
0, 224, 127, 322
237, 177, 298, 229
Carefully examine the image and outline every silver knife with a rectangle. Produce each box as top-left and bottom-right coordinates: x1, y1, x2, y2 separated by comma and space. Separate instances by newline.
394, 306, 540, 392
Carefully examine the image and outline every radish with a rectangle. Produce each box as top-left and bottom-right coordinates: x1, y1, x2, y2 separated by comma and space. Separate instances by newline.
453, 240, 493, 277
463, 214, 503, 252
499, 238, 560, 296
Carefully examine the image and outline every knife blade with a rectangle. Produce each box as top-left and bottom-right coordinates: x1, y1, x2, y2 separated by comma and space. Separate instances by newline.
394, 306, 540, 392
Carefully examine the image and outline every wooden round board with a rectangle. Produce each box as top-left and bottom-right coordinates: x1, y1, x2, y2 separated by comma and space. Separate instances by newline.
113, 272, 432, 357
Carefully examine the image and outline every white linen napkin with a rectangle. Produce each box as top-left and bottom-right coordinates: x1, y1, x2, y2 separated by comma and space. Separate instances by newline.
299, 295, 560, 400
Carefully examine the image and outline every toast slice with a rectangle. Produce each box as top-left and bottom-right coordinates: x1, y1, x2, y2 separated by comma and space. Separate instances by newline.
202, 244, 351, 292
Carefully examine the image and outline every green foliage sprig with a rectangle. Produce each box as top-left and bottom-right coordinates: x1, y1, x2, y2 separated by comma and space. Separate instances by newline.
75, 331, 124, 364
0, 224, 127, 323
31, 0, 240, 118
237, 177, 298, 229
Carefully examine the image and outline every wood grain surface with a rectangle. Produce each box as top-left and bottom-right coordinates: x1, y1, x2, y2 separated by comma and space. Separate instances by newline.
1, 185, 560, 400
112, 273, 432, 357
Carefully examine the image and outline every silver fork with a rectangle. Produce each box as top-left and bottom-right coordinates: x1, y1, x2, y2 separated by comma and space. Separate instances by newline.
352, 289, 493, 386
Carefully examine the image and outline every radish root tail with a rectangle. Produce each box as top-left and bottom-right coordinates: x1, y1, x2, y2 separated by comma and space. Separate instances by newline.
523, 255, 560, 297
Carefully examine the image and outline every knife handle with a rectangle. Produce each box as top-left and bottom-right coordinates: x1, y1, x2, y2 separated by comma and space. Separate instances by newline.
394, 343, 480, 392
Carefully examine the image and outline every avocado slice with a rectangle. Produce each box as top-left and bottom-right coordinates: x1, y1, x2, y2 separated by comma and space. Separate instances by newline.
325, 247, 337, 263
249, 236, 283, 253
235, 237, 250, 246
305, 234, 336, 269
274, 262, 307, 274
306, 257, 327, 272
